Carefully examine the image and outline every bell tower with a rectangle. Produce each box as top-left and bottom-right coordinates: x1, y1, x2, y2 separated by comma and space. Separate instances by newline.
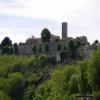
62, 22, 68, 40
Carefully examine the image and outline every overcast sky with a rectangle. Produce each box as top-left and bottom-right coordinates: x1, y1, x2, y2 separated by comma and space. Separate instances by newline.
0, 0, 100, 43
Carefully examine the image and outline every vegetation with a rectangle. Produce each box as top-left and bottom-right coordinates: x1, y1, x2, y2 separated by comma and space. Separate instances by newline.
45, 43, 49, 53
1, 37, 13, 55
0, 49, 100, 100
2, 45, 14, 54
69, 40, 81, 59
69, 40, 77, 59
39, 44, 42, 53
41, 28, 51, 43
32, 45, 37, 54
94, 40, 99, 44
57, 44, 62, 52
13, 43, 18, 54
1, 37, 12, 48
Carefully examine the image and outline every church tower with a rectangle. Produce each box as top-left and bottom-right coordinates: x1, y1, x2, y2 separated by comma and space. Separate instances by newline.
62, 22, 68, 40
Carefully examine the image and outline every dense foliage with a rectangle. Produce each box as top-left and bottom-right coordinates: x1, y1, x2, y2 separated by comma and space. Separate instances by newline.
1, 37, 12, 48
0, 37, 18, 55
32, 45, 37, 54
0, 49, 100, 100
41, 28, 51, 43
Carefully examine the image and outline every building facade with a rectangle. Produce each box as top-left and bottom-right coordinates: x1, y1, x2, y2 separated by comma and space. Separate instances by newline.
18, 22, 100, 60
18, 43, 33, 55
78, 44, 100, 58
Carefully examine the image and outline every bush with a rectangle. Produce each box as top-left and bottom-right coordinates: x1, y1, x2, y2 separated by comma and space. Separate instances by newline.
93, 91, 100, 100
0, 91, 10, 100
88, 49, 100, 91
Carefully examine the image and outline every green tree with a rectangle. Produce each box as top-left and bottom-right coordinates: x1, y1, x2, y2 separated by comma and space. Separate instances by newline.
69, 74, 79, 94
0, 73, 24, 100
0, 91, 10, 100
57, 44, 62, 52
76, 41, 81, 48
39, 44, 42, 53
60, 52, 69, 62
1, 37, 12, 48
2, 45, 14, 54
87, 49, 100, 99
69, 40, 77, 59
13, 43, 18, 54
69, 40, 75, 50
32, 45, 37, 54
1, 37, 13, 54
45, 43, 49, 53
88, 49, 100, 91
0, 77, 9, 93
79, 61, 89, 95
55, 38, 59, 42
8, 72, 24, 100
8, 46, 14, 54
94, 40, 99, 44
38, 55, 49, 67
41, 28, 51, 43
64, 46, 67, 51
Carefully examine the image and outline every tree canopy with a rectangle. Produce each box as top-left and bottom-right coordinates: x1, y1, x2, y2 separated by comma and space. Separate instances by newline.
1, 37, 13, 54
41, 28, 51, 43
13, 43, 18, 54
88, 49, 100, 91
0, 47, 100, 99
1, 37, 12, 48
57, 44, 62, 52
45, 43, 49, 52
68, 40, 77, 59
94, 40, 99, 44
32, 45, 37, 54
69, 40, 76, 50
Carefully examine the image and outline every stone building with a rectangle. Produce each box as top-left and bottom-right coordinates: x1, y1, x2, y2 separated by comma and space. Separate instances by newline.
78, 45, 92, 58
18, 22, 98, 60
18, 43, 33, 55
50, 34, 60, 42
78, 43, 100, 58
32, 40, 70, 55
75, 36, 90, 46
18, 22, 68, 56
18, 40, 71, 62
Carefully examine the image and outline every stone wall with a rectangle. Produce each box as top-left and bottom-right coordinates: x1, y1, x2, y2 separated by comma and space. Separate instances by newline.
18, 40, 69, 55
78, 44, 100, 58
18, 43, 33, 55
18, 38, 100, 60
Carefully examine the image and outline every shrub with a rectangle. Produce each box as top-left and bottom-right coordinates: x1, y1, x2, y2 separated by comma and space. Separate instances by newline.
0, 91, 10, 100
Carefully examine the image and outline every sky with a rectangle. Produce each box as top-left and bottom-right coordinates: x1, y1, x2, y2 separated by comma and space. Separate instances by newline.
0, 0, 100, 43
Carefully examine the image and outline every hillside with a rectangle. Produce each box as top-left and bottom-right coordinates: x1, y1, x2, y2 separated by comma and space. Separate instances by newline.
0, 49, 100, 100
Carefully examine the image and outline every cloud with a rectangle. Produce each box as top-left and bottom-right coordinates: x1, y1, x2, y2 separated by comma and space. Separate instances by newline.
0, 13, 61, 43
0, 0, 89, 20
0, 0, 100, 43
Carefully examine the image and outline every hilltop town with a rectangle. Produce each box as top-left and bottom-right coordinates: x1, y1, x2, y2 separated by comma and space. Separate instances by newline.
1, 0, 100, 99
0, 22, 100, 63
0, 22, 100, 100
17, 22, 100, 62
